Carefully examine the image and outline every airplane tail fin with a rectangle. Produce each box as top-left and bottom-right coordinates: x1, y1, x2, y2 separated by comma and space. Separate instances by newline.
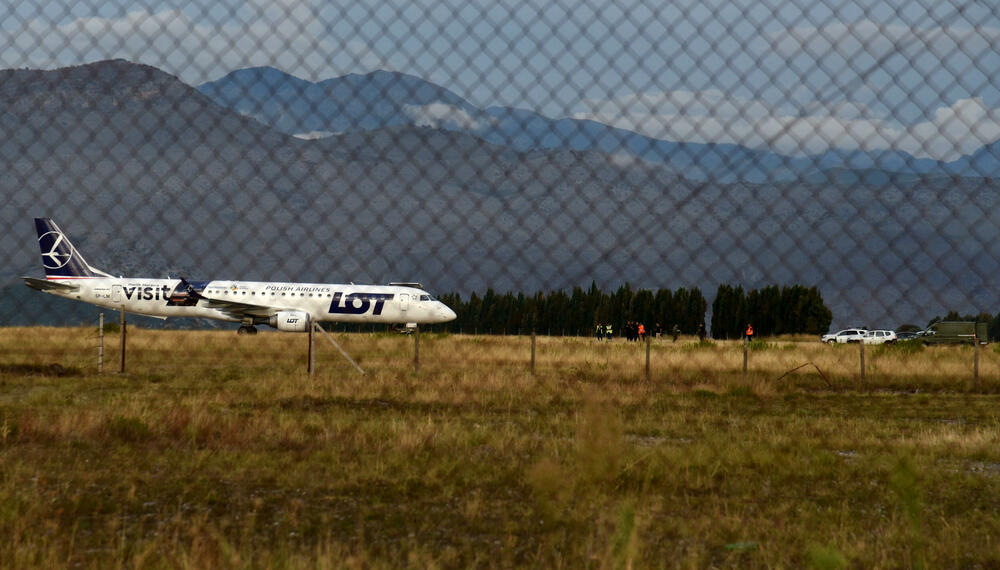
34, 218, 111, 279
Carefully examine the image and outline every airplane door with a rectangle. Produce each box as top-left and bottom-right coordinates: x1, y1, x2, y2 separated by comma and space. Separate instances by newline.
112, 285, 122, 304
399, 294, 410, 313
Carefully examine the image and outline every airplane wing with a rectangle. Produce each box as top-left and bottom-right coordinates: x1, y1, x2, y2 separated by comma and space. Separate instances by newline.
22, 277, 80, 293
198, 297, 278, 320
174, 277, 278, 321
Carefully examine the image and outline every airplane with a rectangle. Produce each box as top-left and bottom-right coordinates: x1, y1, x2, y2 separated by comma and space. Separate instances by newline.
23, 218, 457, 334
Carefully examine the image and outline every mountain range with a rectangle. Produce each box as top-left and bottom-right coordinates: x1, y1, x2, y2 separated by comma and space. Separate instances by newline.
2, 59, 998, 330
198, 66, 1000, 182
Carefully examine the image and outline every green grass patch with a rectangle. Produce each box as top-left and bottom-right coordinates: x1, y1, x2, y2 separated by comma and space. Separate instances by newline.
748, 339, 778, 351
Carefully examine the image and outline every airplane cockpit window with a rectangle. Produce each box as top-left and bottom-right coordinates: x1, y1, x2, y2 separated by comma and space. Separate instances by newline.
419, 295, 431, 301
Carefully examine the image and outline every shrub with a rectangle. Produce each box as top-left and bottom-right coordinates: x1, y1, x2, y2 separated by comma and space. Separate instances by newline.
680, 340, 716, 351
106, 416, 152, 443
874, 339, 924, 356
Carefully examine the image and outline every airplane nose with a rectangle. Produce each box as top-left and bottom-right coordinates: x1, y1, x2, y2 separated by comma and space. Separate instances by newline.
438, 304, 457, 322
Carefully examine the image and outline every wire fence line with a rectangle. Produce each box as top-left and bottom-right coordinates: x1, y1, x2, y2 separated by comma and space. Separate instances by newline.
1, 1, 999, 335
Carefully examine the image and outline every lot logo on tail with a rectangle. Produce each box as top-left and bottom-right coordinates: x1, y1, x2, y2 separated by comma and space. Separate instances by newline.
34, 218, 107, 279
38, 231, 74, 269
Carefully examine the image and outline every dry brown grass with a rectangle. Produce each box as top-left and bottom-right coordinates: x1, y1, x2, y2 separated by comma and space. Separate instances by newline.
1, 327, 999, 568
4, 326, 994, 394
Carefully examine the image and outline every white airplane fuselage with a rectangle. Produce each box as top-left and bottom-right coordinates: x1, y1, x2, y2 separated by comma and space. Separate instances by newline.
46, 277, 454, 326
25, 218, 457, 332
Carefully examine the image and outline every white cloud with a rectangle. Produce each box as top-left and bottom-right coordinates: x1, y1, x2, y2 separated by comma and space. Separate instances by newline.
574, 92, 1000, 161
293, 131, 336, 140
403, 103, 488, 131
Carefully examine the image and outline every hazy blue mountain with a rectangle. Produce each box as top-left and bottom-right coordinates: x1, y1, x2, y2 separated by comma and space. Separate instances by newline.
0, 59, 290, 159
476, 106, 1000, 180
3, 60, 999, 333
945, 140, 1000, 178
197, 66, 1000, 182
199, 68, 822, 182
479, 106, 820, 183
198, 67, 488, 137
808, 148, 944, 175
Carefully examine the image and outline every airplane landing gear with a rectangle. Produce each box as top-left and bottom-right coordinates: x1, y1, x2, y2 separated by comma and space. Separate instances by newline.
237, 317, 259, 335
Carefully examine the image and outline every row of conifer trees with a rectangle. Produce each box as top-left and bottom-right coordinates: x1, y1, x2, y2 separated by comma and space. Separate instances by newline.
435, 283, 832, 337
710, 284, 833, 338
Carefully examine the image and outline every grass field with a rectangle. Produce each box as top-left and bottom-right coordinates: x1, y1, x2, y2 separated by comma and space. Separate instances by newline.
1, 327, 999, 568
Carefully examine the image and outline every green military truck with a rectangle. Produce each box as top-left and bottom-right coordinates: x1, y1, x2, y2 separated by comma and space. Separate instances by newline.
919, 321, 988, 345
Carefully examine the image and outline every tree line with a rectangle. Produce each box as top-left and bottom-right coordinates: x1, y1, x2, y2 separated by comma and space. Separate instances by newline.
435, 282, 832, 337
710, 284, 833, 338
437, 283, 706, 336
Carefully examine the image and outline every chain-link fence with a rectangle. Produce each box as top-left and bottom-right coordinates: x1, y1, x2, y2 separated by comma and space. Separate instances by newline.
2, 0, 999, 334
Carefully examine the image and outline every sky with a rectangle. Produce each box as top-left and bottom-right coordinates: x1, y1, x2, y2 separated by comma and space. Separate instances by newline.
0, 0, 998, 160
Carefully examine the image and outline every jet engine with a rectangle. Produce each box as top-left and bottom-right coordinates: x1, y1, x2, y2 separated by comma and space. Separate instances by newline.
269, 310, 311, 332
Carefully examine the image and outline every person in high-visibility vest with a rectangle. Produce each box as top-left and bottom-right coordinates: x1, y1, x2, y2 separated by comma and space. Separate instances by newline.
746, 323, 754, 341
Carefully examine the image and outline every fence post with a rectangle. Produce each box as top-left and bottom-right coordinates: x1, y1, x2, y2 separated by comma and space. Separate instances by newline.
743, 336, 748, 381
859, 341, 866, 388
308, 322, 315, 376
530, 331, 536, 375
414, 325, 420, 373
98, 313, 104, 374
974, 332, 980, 392
645, 334, 651, 382
119, 306, 126, 374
